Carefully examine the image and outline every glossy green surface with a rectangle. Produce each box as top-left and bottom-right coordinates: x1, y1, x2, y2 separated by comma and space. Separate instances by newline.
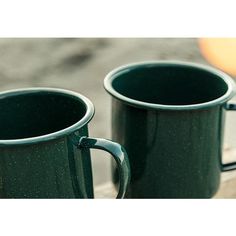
0, 129, 94, 198
112, 100, 224, 198
104, 61, 236, 198
79, 137, 130, 198
0, 88, 130, 198
104, 61, 235, 110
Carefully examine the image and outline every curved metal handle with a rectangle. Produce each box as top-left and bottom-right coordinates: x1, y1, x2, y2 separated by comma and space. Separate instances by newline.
222, 103, 236, 171
78, 136, 130, 198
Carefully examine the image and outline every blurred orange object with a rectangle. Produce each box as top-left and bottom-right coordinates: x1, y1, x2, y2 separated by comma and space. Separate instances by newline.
199, 38, 236, 76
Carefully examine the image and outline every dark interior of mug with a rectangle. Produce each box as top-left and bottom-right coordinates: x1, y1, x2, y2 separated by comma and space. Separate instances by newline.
111, 64, 228, 105
0, 92, 87, 139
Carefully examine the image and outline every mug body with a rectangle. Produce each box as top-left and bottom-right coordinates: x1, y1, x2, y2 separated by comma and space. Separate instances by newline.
112, 99, 225, 198
104, 61, 235, 198
0, 88, 95, 198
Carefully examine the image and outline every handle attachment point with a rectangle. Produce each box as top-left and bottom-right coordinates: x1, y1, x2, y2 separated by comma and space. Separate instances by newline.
78, 136, 130, 198
222, 103, 236, 171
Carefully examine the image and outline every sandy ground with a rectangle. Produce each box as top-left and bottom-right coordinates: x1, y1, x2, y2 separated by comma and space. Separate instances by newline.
0, 38, 235, 186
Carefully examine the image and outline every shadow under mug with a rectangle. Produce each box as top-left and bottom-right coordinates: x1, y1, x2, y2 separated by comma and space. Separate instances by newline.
104, 61, 236, 198
0, 88, 130, 198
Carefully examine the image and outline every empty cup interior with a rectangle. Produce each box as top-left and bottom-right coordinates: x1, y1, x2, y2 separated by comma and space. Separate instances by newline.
111, 64, 229, 106
0, 92, 87, 139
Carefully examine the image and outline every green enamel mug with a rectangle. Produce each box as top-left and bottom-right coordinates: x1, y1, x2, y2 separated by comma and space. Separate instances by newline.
0, 88, 130, 198
104, 61, 236, 198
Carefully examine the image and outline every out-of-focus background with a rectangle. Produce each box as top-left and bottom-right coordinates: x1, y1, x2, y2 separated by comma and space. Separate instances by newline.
0, 38, 236, 191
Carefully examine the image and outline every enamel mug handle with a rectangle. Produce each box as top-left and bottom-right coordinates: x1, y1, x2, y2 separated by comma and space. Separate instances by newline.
222, 103, 236, 171
78, 136, 130, 198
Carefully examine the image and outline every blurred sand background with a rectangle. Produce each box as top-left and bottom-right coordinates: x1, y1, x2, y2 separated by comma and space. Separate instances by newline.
0, 38, 235, 188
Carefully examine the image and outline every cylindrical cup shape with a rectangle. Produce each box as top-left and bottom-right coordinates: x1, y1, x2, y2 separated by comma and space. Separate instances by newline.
0, 132, 94, 198
0, 88, 94, 198
104, 61, 236, 198
0, 88, 131, 198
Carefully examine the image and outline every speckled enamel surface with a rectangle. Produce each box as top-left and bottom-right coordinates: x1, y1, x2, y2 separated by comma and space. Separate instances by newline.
0, 88, 130, 199
0, 124, 93, 198
105, 61, 236, 198
0, 127, 94, 198
112, 99, 225, 198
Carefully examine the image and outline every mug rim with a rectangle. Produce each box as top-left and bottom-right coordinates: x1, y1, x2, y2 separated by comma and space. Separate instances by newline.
0, 87, 95, 146
104, 60, 236, 110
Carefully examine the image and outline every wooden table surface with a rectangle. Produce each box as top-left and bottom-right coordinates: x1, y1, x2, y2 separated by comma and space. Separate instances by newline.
95, 146, 236, 199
